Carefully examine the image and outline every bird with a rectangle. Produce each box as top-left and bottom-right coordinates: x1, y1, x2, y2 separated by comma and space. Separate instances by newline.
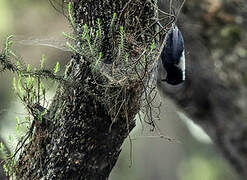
159, 24, 185, 85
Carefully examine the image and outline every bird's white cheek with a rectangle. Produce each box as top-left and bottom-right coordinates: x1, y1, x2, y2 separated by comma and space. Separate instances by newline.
178, 51, 185, 80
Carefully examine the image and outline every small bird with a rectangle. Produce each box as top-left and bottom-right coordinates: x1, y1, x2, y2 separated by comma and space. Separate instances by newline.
160, 24, 185, 85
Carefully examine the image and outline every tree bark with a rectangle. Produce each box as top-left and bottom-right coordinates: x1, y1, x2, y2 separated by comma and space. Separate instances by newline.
14, 1, 160, 179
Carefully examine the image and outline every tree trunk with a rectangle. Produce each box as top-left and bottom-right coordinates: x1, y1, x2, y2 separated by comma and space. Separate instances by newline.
14, 1, 160, 179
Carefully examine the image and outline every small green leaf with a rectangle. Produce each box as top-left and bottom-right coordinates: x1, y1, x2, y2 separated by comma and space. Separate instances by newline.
54, 62, 60, 74
16, 61, 21, 70
37, 111, 43, 123
3, 164, 8, 174
68, 2, 75, 29
62, 32, 76, 40
97, 18, 102, 38
13, 77, 17, 92
18, 78, 22, 92
110, 12, 117, 33
27, 64, 31, 72
125, 53, 129, 64
66, 42, 81, 54
16, 117, 20, 132
40, 54, 46, 69
93, 30, 99, 47
93, 52, 103, 71
4, 35, 14, 54
40, 81, 45, 96
150, 42, 156, 51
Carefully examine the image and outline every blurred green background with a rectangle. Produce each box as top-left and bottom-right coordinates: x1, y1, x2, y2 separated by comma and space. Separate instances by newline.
0, 0, 239, 180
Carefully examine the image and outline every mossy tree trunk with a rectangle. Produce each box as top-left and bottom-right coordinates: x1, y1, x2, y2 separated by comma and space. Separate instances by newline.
14, 0, 161, 179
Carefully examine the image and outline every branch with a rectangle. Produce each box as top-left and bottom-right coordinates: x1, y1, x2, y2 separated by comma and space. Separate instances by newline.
158, 0, 247, 178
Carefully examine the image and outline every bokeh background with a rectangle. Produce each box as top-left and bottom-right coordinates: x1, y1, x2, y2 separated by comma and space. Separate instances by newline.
0, 0, 241, 180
